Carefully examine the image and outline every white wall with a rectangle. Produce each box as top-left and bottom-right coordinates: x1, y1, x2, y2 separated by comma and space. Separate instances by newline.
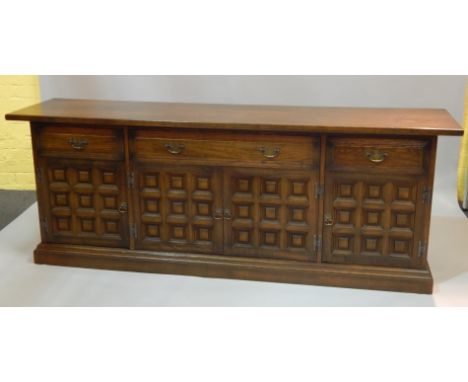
39, 75, 467, 217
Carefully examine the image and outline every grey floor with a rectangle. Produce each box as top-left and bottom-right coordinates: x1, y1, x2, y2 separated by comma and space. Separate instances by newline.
0, 190, 36, 230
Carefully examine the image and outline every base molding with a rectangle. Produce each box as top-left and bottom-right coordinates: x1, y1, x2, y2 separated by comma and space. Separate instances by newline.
34, 243, 433, 294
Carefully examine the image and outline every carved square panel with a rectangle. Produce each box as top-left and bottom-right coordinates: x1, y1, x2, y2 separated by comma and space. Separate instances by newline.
171, 201, 185, 215
290, 207, 306, 223
56, 217, 70, 231
361, 236, 383, 254
196, 176, 210, 191
336, 209, 353, 225
393, 212, 413, 228
145, 199, 159, 213
263, 205, 279, 221
196, 202, 211, 216
104, 219, 119, 234
103, 196, 117, 209
261, 230, 279, 247
235, 229, 252, 245
171, 225, 187, 240
291, 180, 307, 196
81, 218, 94, 232
237, 178, 252, 193
102, 171, 116, 185
236, 204, 251, 219
144, 174, 159, 188
79, 194, 93, 208
52, 169, 66, 182
367, 185, 382, 199
146, 224, 160, 238
78, 170, 91, 183
392, 239, 411, 255
338, 184, 353, 198
194, 226, 211, 242
365, 210, 382, 226
54, 193, 69, 207
396, 186, 411, 201
288, 232, 306, 249
170, 175, 184, 189
262, 179, 280, 195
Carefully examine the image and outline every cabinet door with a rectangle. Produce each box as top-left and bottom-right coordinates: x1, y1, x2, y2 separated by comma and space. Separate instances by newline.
133, 163, 224, 254
223, 168, 319, 261
39, 158, 129, 247
323, 172, 427, 268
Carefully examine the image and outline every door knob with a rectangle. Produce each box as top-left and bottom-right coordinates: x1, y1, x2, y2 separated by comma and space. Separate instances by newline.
213, 209, 223, 220
224, 209, 232, 220
324, 214, 333, 226
118, 202, 128, 214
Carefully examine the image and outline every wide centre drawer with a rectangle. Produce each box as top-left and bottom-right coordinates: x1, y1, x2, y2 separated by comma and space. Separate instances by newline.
36, 125, 124, 160
327, 136, 430, 174
132, 129, 320, 169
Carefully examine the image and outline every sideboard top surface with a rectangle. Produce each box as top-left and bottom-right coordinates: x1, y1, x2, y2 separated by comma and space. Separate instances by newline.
6, 98, 463, 136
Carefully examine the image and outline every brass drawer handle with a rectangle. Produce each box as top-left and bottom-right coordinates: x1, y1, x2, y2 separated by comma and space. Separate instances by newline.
258, 146, 280, 159
365, 149, 388, 163
68, 137, 88, 151
213, 209, 223, 220
224, 209, 232, 220
118, 202, 128, 214
164, 143, 185, 155
324, 214, 334, 226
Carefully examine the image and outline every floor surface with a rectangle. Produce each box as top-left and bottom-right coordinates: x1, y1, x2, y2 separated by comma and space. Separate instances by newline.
0, 201, 467, 306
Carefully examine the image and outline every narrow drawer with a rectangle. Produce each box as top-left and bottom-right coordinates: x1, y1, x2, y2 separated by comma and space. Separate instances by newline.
37, 125, 124, 160
133, 129, 319, 169
327, 137, 429, 174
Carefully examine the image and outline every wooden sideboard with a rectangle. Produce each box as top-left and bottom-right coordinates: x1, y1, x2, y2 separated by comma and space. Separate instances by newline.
6, 99, 463, 293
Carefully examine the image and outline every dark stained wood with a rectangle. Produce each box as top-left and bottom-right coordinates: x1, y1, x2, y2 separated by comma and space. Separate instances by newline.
6, 98, 463, 136
7, 99, 458, 294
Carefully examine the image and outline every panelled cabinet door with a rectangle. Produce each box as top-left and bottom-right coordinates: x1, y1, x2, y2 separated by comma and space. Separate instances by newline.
223, 168, 319, 261
38, 158, 129, 247
322, 172, 428, 268
133, 164, 224, 254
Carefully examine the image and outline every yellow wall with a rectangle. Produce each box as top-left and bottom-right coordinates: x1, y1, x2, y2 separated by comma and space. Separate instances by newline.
0, 75, 40, 190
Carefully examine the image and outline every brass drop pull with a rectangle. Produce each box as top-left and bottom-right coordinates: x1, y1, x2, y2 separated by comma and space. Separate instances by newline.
213, 209, 223, 220
324, 214, 334, 226
68, 137, 88, 151
365, 149, 388, 164
164, 142, 185, 155
258, 146, 281, 159
118, 202, 128, 214
224, 209, 232, 220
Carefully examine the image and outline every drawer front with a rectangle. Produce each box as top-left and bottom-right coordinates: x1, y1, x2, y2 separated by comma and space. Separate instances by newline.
37, 125, 124, 160
327, 137, 429, 174
133, 129, 319, 169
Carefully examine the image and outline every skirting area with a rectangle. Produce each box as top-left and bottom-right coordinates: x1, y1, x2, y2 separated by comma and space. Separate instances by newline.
1, 203, 467, 306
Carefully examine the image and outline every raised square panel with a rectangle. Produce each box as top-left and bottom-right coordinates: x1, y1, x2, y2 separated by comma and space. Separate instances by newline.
196, 177, 210, 191
338, 184, 353, 197
263, 205, 278, 220
367, 185, 382, 199
397, 186, 411, 201
289, 232, 306, 249
103, 196, 117, 209
170, 175, 184, 189
291, 180, 307, 196
171, 201, 185, 215
104, 219, 119, 234
196, 202, 211, 216
79, 194, 92, 208
262, 230, 279, 247
56, 217, 70, 231
365, 210, 381, 226
263, 179, 279, 195
337, 236, 350, 250
146, 224, 160, 238
78, 170, 91, 183
393, 239, 409, 254
171, 225, 187, 240
394, 212, 413, 228
235, 229, 251, 245
336, 209, 352, 224
145, 199, 159, 213
361, 236, 383, 254
290, 207, 306, 223
54, 193, 68, 207
81, 218, 94, 232
237, 204, 251, 218
102, 171, 116, 185
237, 178, 252, 193
195, 226, 211, 242
52, 169, 66, 182
144, 174, 159, 188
